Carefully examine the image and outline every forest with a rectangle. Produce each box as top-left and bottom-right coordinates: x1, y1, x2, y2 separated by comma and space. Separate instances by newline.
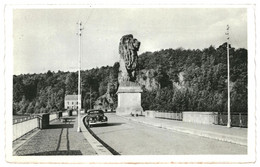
13, 42, 247, 115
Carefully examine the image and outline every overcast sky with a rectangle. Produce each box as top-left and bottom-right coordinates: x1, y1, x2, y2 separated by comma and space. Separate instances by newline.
13, 8, 247, 75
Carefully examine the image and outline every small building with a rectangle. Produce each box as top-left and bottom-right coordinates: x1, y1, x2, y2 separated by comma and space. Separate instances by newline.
64, 95, 81, 110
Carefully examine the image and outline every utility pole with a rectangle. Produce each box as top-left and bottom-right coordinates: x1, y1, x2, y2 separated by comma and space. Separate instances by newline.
89, 87, 92, 109
77, 21, 83, 132
226, 25, 231, 128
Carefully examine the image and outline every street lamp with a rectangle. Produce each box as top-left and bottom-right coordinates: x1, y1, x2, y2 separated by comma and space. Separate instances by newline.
77, 21, 83, 132
226, 25, 231, 128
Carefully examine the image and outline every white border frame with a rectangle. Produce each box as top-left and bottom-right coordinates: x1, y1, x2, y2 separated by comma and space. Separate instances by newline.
3, 3, 257, 164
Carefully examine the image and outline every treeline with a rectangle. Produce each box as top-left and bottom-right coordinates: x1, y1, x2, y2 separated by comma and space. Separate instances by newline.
13, 63, 119, 115
13, 42, 247, 115
139, 43, 247, 113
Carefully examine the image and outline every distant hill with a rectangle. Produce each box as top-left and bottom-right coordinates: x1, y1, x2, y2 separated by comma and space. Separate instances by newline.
13, 65, 119, 115
13, 42, 247, 115
137, 43, 247, 113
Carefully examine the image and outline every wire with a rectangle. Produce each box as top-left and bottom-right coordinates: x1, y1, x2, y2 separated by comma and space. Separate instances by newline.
83, 8, 95, 28
227, 26, 244, 49
230, 33, 241, 49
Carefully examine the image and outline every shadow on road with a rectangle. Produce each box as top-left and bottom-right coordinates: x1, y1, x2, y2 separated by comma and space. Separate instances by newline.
90, 122, 125, 128
24, 150, 82, 155
47, 124, 74, 129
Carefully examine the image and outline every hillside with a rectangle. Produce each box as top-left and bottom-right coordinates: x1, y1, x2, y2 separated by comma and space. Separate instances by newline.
138, 43, 247, 113
13, 64, 119, 114
13, 42, 247, 115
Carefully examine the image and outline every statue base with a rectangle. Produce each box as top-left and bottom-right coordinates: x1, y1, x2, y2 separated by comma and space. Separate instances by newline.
116, 83, 143, 116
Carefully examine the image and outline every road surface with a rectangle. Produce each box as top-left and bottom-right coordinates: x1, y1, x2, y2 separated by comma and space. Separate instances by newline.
90, 113, 247, 155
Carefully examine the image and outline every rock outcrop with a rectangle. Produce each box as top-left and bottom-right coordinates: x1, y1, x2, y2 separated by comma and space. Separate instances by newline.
136, 69, 160, 91
94, 83, 116, 111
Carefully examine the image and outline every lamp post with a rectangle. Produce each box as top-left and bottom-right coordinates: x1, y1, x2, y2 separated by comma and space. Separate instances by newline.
226, 25, 231, 128
77, 21, 83, 132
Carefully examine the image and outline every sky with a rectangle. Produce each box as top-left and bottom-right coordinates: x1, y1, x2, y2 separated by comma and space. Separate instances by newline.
13, 8, 247, 75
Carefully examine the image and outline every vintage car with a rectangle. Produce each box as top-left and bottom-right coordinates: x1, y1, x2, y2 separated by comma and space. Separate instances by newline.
85, 109, 108, 127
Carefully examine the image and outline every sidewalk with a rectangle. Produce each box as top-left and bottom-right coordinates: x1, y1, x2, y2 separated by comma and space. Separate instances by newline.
122, 115, 247, 146
13, 116, 97, 156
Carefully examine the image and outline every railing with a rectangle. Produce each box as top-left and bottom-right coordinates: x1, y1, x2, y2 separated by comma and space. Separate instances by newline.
13, 115, 38, 124
145, 111, 247, 127
216, 113, 248, 128
182, 111, 218, 124
156, 112, 183, 121
13, 113, 58, 124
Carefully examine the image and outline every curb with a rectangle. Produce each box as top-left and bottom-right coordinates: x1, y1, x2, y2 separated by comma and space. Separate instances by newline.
122, 116, 247, 146
165, 125, 247, 146
80, 115, 113, 155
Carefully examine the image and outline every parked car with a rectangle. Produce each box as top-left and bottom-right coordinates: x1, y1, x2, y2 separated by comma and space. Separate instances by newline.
85, 109, 108, 127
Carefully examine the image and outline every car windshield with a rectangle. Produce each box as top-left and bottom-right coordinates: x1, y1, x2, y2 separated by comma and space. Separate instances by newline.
88, 110, 103, 115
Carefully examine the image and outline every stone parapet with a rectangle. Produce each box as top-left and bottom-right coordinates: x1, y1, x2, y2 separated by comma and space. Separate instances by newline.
182, 111, 218, 125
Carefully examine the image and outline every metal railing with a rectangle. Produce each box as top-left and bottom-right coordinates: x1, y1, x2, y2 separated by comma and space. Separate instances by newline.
146, 111, 247, 127
216, 113, 247, 128
13, 115, 38, 124
155, 111, 183, 121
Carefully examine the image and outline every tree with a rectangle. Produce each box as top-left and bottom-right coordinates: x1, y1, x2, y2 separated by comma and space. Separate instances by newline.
155, 65, 172, 89
17, 96, 29, 114
65, 73, 78, 95
138, 43, 247, 113
13, 102, 20, 115
40, 107, 47, 113
34, 101, 41, 114
141, 89, 157, 110
13, 77, 24, 103
12, 43, 247, 115
26, 102, 35, 114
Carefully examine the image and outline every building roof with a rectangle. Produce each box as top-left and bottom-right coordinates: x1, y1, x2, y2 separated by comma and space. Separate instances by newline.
65, 95, 81, 100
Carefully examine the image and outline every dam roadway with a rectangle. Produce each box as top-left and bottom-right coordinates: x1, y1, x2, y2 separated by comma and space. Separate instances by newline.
90, 113, 247, 155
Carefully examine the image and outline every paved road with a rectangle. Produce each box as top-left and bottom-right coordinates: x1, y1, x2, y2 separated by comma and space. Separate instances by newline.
91, 113, 247, 155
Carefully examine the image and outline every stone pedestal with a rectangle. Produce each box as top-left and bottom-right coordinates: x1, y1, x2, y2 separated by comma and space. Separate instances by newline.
116, 85, 143, 116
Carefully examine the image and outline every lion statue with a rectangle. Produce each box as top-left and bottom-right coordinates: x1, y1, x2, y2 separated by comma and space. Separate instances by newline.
118, 34, 141, 83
